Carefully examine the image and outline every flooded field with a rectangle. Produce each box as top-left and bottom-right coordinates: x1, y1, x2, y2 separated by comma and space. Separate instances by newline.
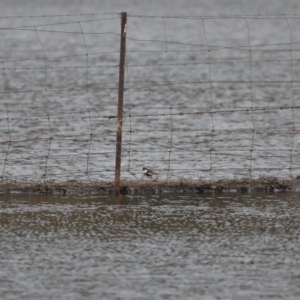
1, 193, 300, 299
2, 2, 300, 297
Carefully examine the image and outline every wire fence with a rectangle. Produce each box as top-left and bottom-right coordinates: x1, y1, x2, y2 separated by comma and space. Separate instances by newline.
1, 13, 300, 184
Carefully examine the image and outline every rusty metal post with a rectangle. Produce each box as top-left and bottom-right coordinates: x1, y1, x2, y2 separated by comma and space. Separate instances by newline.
115, 12, 127, 195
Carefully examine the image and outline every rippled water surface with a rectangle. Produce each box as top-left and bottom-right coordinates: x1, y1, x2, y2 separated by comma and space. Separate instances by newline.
1, 0, 300, 182
1, 193, 300, 299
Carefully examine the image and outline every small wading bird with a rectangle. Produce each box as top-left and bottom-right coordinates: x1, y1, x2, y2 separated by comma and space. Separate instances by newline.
143, 167, 159, 179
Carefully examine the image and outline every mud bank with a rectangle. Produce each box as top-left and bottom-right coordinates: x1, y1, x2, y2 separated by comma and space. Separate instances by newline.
0, 177, 300, 196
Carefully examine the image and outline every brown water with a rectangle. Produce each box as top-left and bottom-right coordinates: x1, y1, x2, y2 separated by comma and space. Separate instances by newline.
1, 193, 300, 299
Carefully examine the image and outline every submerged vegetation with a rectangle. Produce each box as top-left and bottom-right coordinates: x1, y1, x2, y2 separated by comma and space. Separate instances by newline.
0, 177, 299, 195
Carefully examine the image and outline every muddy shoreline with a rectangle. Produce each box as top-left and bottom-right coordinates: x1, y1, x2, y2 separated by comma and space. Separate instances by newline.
1, 177, 300, 196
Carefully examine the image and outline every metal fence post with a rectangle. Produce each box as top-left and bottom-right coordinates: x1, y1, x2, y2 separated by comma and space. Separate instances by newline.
115, 12, 127, 195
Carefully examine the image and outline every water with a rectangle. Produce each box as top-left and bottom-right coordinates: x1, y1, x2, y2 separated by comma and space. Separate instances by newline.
1, 193, 300, 299
2, 4, 300, 299
1, 0, 300, 182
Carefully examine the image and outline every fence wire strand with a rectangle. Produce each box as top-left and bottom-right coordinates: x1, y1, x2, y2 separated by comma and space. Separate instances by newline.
201, 18, 215, 181
286, 18, 296, 178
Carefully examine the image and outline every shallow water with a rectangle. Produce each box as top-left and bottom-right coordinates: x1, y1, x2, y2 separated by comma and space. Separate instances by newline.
1, 1, 300, 182
1, 193, 300, 300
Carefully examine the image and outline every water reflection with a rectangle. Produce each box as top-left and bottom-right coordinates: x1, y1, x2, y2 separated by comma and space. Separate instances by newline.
1, 193, 300, 299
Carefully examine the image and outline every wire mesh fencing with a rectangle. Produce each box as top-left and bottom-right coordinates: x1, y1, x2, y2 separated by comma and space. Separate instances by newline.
0, 13, 122, 183
1, 13, 300, 184
122, 14, 300, 181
